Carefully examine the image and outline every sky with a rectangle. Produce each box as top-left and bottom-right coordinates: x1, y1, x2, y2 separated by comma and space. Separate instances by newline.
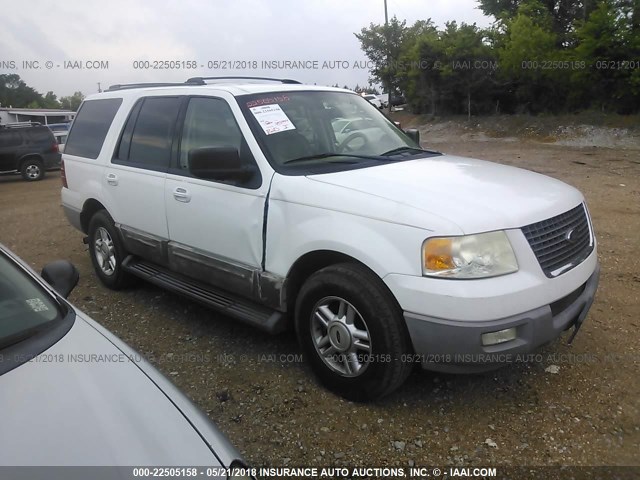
0, 0, 493, 101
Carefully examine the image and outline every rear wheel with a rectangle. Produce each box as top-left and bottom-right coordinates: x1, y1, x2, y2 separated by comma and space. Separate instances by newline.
88, 210, 135, 290
295, 263, 413, 401
21, 158, 45, 181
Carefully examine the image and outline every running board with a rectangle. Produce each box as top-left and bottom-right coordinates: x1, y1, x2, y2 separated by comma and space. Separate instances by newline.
122, 257, 287, 334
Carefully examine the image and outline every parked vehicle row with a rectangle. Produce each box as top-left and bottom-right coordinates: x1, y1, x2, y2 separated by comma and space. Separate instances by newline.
60, 77, 600, 401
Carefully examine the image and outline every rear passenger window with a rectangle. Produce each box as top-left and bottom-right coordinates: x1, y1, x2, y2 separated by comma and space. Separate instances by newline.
65, 98, 122, 159
125, 97, 181, 169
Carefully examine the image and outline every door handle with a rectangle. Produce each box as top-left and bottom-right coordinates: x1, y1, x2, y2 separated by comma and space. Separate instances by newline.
106, 173, 118, 186
173, 187, 191, 203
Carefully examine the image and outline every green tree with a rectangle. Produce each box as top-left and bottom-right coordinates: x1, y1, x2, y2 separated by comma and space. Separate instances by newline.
398, 22, 498, 115
572, 1, 640, 111
60, 91, 85, 111
355, 17, 435, 95
497, 2, 566, 111
439, 22, 498, 118
395, 22, 441, 113
0, 74, 43, 108
478, 0, 599, 45
353, 2, 639, 113
42, 91, 61, 109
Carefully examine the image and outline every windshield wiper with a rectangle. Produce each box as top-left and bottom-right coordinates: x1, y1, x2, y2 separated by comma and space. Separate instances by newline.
283, 153, 384, 165
381, 146, 428, 156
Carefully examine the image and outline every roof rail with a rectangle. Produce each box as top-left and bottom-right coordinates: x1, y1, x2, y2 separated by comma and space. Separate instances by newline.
186, 76, 302, 85
106, 82, 198, 92
0, 121, 43, 128
105, 77, 302, 92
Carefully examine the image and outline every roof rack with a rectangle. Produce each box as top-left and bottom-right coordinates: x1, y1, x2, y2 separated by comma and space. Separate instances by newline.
186, 76, 302, 85
0, 121, 43, 128
106, 82, 197, 92
105, 76, 303, 92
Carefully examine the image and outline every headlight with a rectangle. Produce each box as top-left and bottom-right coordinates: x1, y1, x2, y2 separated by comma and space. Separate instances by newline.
422, 231, 518, 279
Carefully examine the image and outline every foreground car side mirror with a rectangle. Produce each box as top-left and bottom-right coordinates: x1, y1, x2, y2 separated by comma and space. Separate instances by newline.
41, 260, 79, 298
404, 128, 420, 145
189, 147, 253, 182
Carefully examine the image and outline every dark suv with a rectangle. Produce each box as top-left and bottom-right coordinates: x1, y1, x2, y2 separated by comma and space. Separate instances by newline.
0, 123, 61, 181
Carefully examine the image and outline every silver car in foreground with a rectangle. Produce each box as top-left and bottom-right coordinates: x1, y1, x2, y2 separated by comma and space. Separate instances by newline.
0, 244, 251, 478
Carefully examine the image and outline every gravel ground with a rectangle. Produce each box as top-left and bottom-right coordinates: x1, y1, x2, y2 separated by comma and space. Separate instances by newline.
0, 137, 638, 471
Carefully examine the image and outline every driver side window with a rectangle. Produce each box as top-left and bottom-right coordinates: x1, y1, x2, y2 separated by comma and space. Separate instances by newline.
179, 98, 243, 170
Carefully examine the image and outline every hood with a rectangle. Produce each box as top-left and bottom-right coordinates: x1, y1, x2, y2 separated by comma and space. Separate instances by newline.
0, 316, 219, 466
306, 154, 584, 233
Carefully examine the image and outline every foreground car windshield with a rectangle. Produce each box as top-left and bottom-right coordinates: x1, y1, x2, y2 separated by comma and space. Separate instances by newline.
239, 91, 422, 170
0, 254, 61, 350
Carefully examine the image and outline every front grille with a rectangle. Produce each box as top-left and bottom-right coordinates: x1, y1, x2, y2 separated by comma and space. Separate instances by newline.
522, 204, 593, 277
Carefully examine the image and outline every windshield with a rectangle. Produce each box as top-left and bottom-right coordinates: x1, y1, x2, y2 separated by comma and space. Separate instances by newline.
0, 253, 61, 351
239, 90, 425, 172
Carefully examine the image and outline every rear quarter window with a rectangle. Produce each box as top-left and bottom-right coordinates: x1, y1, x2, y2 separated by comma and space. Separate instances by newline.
28, 128, 55, 144
65, 98, 123, 159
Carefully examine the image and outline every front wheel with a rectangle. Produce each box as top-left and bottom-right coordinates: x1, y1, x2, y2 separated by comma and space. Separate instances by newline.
88, 210, 135, 290
295, 263, 413, 401
21, 158, 45, 181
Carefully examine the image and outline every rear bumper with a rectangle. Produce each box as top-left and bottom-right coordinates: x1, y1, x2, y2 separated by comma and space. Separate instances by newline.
404, 263, 600, 373
43, 153, 62, 169
63, 204, 83, 232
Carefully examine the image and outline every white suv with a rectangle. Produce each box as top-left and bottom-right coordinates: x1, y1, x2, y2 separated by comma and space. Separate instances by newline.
61, 77, 599, 400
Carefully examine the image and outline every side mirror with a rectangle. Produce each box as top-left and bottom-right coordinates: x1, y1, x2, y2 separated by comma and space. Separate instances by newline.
41, 260, 79, 298
404, 128, 420, 145
189, 147, 253, 181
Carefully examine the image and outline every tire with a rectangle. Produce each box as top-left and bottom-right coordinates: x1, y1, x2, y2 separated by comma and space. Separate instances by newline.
21, 158, 45, 181
88, 210, 135, 290
295, 262, 413, 401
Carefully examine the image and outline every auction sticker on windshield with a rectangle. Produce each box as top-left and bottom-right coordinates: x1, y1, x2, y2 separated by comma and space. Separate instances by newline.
249, 104, 296, 135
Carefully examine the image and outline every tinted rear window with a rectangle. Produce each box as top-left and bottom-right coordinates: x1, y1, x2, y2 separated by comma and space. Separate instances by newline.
126, 97, 181, 168
29, 128, 54, 143
65, 98, 122, 159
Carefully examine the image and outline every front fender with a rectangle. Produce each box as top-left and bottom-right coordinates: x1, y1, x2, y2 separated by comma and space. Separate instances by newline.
265, 197, 431, 279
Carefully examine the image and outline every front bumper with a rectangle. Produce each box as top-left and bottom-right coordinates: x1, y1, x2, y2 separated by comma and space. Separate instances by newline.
403, 263, 600, 373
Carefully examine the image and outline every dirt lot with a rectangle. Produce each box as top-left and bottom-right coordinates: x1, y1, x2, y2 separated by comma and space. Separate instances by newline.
0, 130, 638, 470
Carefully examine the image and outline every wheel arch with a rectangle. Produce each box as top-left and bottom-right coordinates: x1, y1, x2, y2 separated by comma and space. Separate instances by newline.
80, 199, 108, 234
284, 249, 402, 317
18, 154, 44, 169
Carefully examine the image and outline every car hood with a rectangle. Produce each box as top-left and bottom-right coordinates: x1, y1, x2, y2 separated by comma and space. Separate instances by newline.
306, 154, 584, 233
0, 315, 220, 466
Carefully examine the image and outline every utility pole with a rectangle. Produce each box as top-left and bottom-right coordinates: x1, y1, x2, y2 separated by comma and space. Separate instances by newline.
384, 0, 392, 114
